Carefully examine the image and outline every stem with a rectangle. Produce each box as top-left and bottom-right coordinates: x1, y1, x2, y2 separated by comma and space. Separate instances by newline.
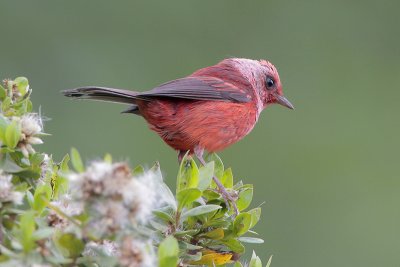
46, 201, 81, 227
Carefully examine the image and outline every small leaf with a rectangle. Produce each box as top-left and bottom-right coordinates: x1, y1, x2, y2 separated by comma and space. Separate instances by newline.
234, 262, 244, 267
132, 165, 145, 176
51, 172, 68, 200
233, 212, 252, 236
19, 211, 36, 252
103, 153, 112, 163
70, 147, 84, 172
237, 237, 264, 244
221, 168, 234, 188
201, 228, 224, 240
222, 238, 245, 253
248, 207, 261, 228
237, 185, 253, 211
189, 250, 233, 265
0, 115, 8, 141
249, 251, 262, 267
197, 161, 214, 191
0, 153, 24, 173
158, 236, 179, 267
5, 120, 21, 149
32, 228, 54, 240
176, 154, 199, 193
59, 153, 70, 172
57, 233, 84, 258
182, 204, 221, 218
0, 84, 6, 100
33, 184, 52, 213
205, 153, 224, 178
177, 188, 202, 211
14, 77, 29, 95
2, 97, 12, 112
266, 255, 273, 267
153, 210, 174, 223
174, 229, 200, 237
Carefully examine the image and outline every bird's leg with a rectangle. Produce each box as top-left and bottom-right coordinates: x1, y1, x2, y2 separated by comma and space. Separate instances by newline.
194, 146, 239, 216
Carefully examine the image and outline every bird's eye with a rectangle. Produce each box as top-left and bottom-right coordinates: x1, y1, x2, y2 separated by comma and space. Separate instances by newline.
266, 77, 275, 89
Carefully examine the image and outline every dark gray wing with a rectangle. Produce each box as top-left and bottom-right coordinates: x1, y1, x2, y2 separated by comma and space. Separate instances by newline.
137, 76, 252, 103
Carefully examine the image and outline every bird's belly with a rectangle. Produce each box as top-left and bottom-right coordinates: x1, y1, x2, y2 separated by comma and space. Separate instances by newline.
137, 100, 258, 152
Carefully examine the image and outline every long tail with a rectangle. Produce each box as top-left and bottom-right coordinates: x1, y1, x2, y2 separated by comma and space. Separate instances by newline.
62, 86, 140, 104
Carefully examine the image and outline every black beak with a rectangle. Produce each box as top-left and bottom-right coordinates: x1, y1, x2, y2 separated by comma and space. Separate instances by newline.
274, 94, 294, 110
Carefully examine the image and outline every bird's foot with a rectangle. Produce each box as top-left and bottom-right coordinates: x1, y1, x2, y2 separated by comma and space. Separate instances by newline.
212, 176, 239, 216
192, 147, 239, 216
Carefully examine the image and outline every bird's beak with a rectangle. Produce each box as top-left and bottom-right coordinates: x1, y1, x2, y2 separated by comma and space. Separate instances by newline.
274, 94, 295, 110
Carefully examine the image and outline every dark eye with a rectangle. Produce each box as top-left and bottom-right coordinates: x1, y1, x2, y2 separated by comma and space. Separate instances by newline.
266, 77, 275, 89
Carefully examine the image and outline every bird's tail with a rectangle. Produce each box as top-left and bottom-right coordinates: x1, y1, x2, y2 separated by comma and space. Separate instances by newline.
62, 86, 140, 104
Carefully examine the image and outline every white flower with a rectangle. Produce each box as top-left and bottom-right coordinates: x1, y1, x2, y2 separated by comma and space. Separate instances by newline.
47, 195, 84, 229
119, 237, 156, 267
20, 113, 42, 136
0, 171, 23, 205
83, 240, 118, 257
122, 169, 176, 223
17, 113, 44, 157
67, 161, 175, 238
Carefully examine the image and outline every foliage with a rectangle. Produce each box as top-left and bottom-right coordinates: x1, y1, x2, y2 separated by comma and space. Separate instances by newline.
0, 78, 272, 266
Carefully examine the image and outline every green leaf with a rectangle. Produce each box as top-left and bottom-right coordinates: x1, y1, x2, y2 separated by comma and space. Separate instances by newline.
234, 262, 244, 267
2, 97, 12, 112
201, 228, 224, 240
57, 233, 84, 258
158, 236, 179, 267
19, 211, 36, 252
174, 229, 200, 237
32, 228, 54, 240
248, 207, 261, 229
103, 153, 112, 163
177, 188, 202, 211
70, 147, 84, 172
237, 185, 253, 211
0, 153, 24, 173
176, 154, 199, 193
197, 161, 214, 191
182, 204, 221, 218
222, 238, 245, 253
221, 168, 234, 188
14, 77, 29, 95
5, 120, 21, 149
59, 153, 70, 172
0, 83, 6, 100
0, 115, 8, 141
266, 255, 273, 267
33, 184, 52, 213
249, 251, 262, 267
233, 212, 252, 236
237, 237, 264, 244
153, 210, 174, 223
132, 165, 145, 176
51, 172, 68, 200
205, 153, 224, 179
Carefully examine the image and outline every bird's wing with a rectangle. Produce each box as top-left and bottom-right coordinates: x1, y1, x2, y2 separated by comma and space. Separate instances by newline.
137, 76, 252, 103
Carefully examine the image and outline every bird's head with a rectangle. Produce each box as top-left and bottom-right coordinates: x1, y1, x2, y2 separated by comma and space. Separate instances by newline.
230, 58, 294, 111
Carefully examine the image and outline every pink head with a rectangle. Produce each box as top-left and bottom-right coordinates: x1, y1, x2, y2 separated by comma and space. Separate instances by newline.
228, 58, 294, 111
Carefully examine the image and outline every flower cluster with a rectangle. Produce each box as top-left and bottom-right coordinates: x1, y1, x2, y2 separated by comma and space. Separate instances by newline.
0, 171, 23, 205
67, 161, 169, 238
18, 113, 44, 157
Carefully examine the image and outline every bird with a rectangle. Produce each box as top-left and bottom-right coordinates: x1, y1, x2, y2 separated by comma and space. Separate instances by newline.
63, 58, 294, 214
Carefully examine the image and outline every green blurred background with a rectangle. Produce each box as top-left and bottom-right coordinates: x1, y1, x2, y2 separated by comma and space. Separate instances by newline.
1, 0, 399, 266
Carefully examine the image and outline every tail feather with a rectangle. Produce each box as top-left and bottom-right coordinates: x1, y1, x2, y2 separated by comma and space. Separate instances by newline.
62, 86, 140, 104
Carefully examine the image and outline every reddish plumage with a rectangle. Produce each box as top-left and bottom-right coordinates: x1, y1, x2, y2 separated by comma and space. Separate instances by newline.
63, 58, 293, 158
